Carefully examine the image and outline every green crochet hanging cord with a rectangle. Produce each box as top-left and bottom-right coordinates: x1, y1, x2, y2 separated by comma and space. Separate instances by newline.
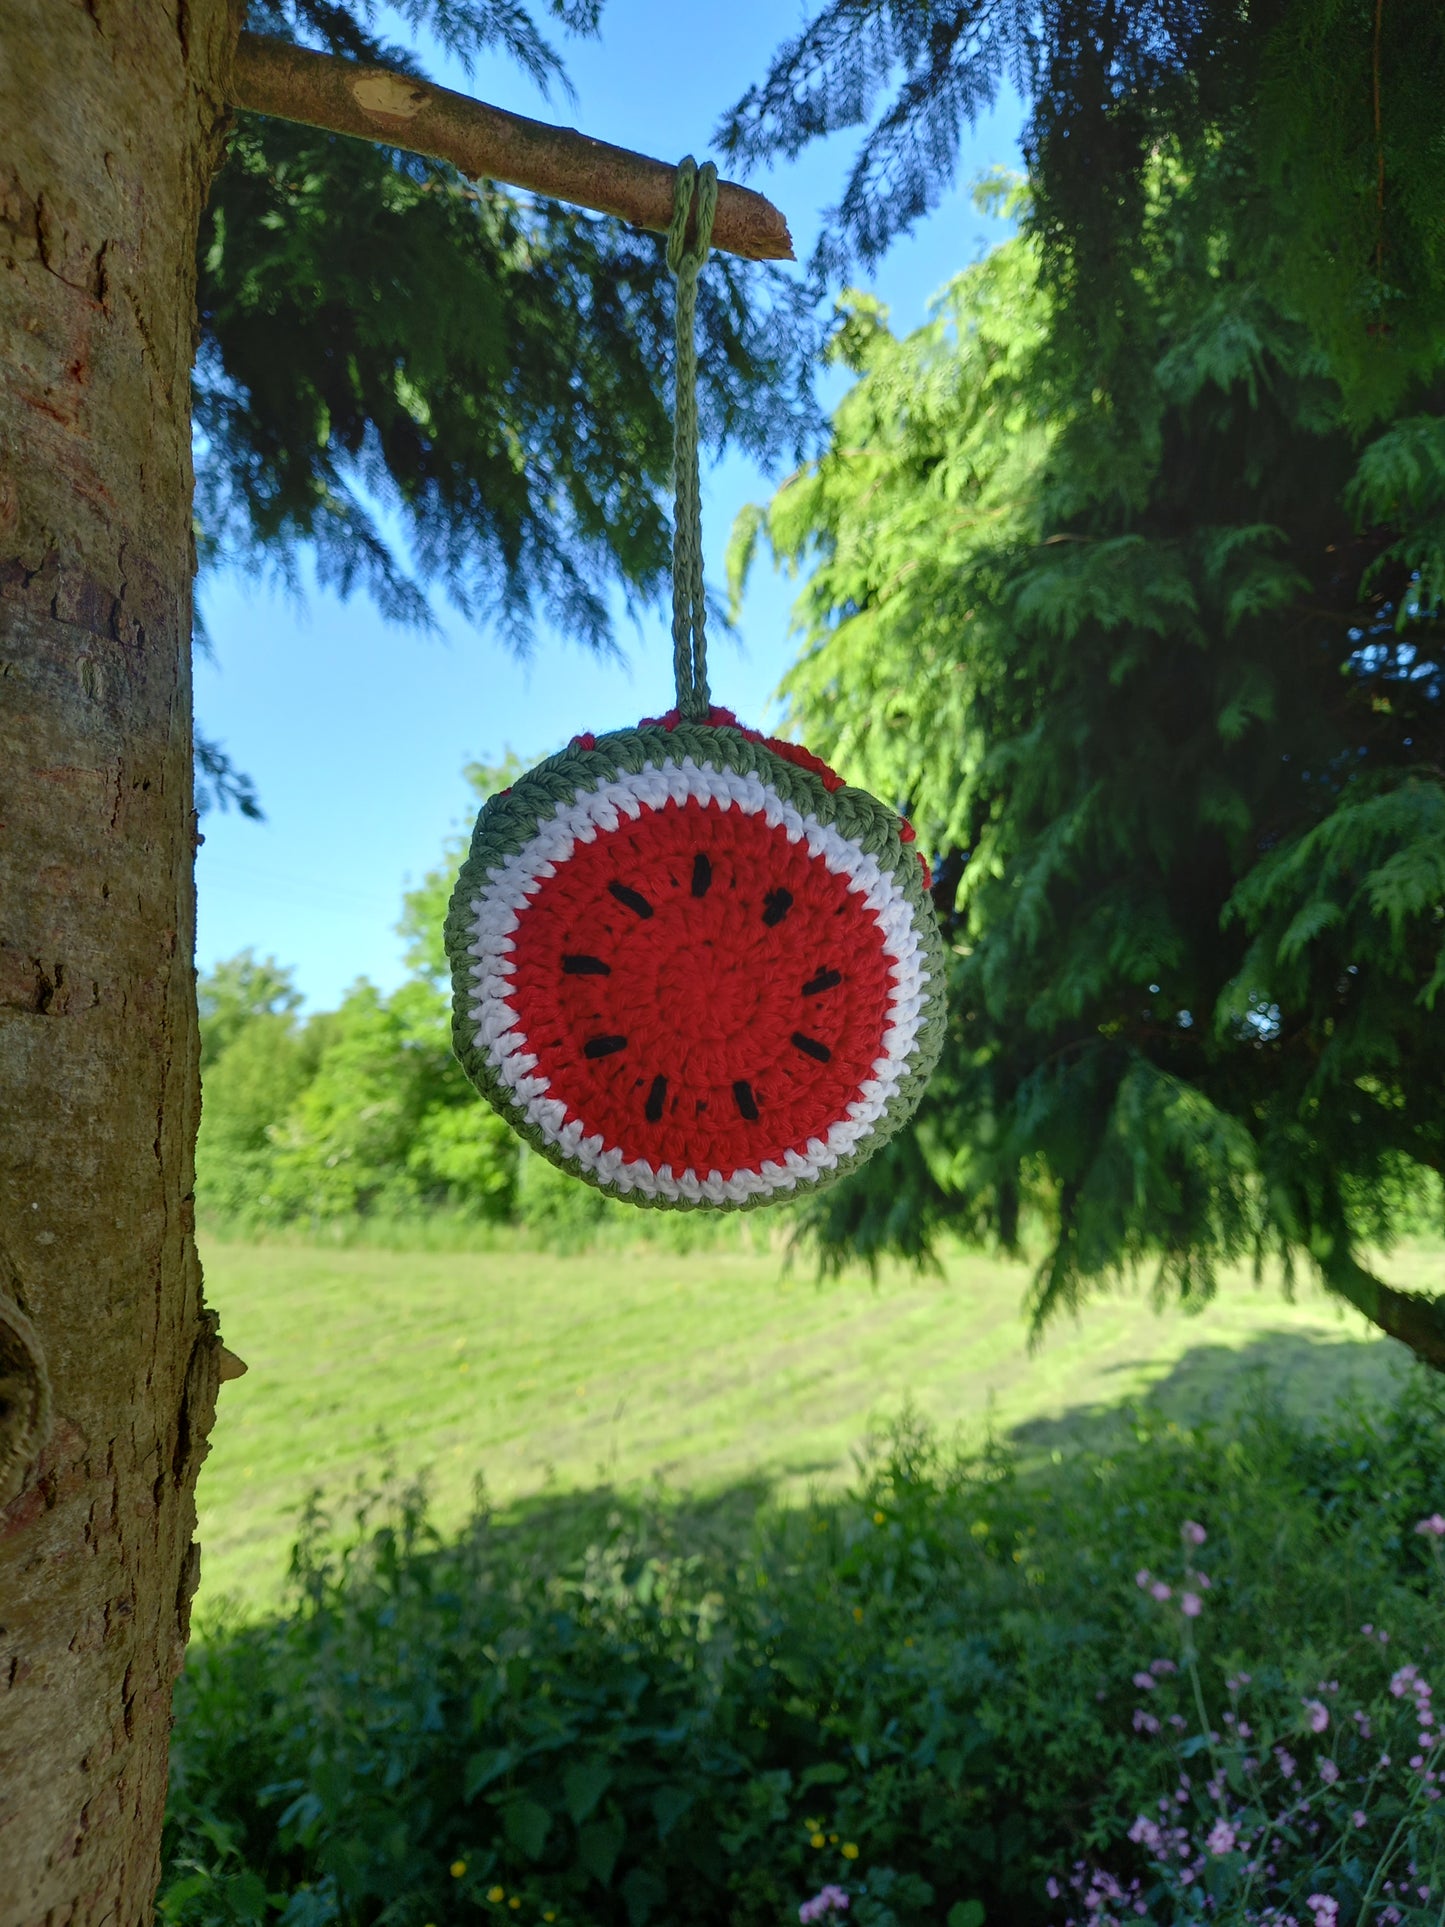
445, 159, 947, 1210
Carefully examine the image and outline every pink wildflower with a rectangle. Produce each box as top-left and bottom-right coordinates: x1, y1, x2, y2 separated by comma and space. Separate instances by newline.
1181, 1520, 1207, 1545
1307, 1896, 1338, 1927
1181, 1592, 1203, 1618
1150, 1580, 1172, 1603
799, 1886, 850, 1923
1206, 1820, 1236, 1855
1133, 1672, 1157, 1692
1319, 1759, 1340, 1785
1135, 1568, 1152, 1589
1415, 1514, 1445, 1537
1303, 1699, 1329, 1733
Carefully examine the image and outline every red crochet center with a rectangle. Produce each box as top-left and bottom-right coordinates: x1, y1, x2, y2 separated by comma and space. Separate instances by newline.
571, 710, 933, 890
506, 793, 895, 1178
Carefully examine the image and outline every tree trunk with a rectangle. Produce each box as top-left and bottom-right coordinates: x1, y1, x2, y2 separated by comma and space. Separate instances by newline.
0, 3, 239, 1920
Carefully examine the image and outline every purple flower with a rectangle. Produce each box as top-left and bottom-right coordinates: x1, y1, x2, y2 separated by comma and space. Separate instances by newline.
1303, 1698, 1329, 1733
1133, 1672, 1157, 1692
799, 1886, 850, 1923
1206, 1820, 1236, 1855
1180, 1591, 1203, 1618
1181, 1520, 1207, 1545
1150, 1580, 1172, 1603
1319, 1759, 1340, 1785
1307, 1895, 1338, 1926
1415, 1514, 1445, 1537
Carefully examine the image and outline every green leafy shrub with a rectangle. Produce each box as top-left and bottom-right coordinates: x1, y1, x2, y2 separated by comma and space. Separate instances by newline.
196, 960, 519, 1232
163, 1376, 1445, 1927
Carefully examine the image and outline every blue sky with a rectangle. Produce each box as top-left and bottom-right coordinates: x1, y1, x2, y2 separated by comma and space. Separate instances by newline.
195, 1, 1024, 1009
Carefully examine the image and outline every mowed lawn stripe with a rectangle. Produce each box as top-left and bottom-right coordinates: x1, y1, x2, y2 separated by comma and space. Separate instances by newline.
195, 1237, 1422, 1613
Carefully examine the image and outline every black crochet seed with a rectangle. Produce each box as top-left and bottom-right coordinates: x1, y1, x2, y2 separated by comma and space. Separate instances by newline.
608, 881, 654, 919
584, 1034, 627, 1059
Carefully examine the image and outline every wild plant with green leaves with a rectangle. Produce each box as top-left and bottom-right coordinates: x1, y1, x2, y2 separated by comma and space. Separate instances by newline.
162, 1375, 1445, 1926
733, 157, 1445, 1362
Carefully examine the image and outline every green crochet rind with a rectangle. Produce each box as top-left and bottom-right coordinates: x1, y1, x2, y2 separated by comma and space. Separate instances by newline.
445, 720, 948, 1211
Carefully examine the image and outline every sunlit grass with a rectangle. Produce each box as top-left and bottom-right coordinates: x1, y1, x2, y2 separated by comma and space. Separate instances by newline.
194, 1232, 1438, 1614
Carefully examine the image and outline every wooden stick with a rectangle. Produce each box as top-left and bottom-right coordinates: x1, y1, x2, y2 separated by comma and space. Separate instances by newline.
228, 32, 794, 263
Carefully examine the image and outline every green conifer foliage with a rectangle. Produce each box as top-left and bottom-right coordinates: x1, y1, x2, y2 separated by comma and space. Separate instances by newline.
722, 0, 1445, 420
192, 1, 810, 808
736, 167, 1445, 1361
197, 112, 805, 648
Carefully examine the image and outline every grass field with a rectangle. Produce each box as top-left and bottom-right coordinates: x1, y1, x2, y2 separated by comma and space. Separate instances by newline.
192, 1232, 1439, 1615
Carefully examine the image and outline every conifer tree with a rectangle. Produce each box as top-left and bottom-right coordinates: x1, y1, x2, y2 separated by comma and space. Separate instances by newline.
725, 0, 1445, 1362
736, 149, 1445, 1361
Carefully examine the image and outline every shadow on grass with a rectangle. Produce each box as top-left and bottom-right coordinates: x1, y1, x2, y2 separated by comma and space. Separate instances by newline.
1008, 1323, 1409, 1460
441, 1325, 1412, 1575
192, 1323, 1413, 1634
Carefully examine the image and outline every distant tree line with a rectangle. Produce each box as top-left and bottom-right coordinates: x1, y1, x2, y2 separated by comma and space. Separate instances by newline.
198, 762, 589, 1235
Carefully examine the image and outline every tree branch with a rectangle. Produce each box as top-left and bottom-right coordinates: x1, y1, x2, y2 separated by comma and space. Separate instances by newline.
1321, 1246, 1445, 1373
228, 33, 795, 263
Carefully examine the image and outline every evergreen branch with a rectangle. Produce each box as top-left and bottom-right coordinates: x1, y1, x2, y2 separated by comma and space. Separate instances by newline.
228, 32, 795, 262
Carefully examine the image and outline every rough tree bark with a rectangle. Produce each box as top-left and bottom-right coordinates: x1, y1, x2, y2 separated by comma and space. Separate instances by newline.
0, 3, 242, 1921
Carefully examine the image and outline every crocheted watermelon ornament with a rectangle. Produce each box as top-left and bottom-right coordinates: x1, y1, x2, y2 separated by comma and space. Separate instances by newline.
445, 161, 946, 1209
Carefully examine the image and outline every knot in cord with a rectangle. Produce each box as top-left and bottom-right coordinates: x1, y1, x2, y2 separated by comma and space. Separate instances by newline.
666, 157, 718, 723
